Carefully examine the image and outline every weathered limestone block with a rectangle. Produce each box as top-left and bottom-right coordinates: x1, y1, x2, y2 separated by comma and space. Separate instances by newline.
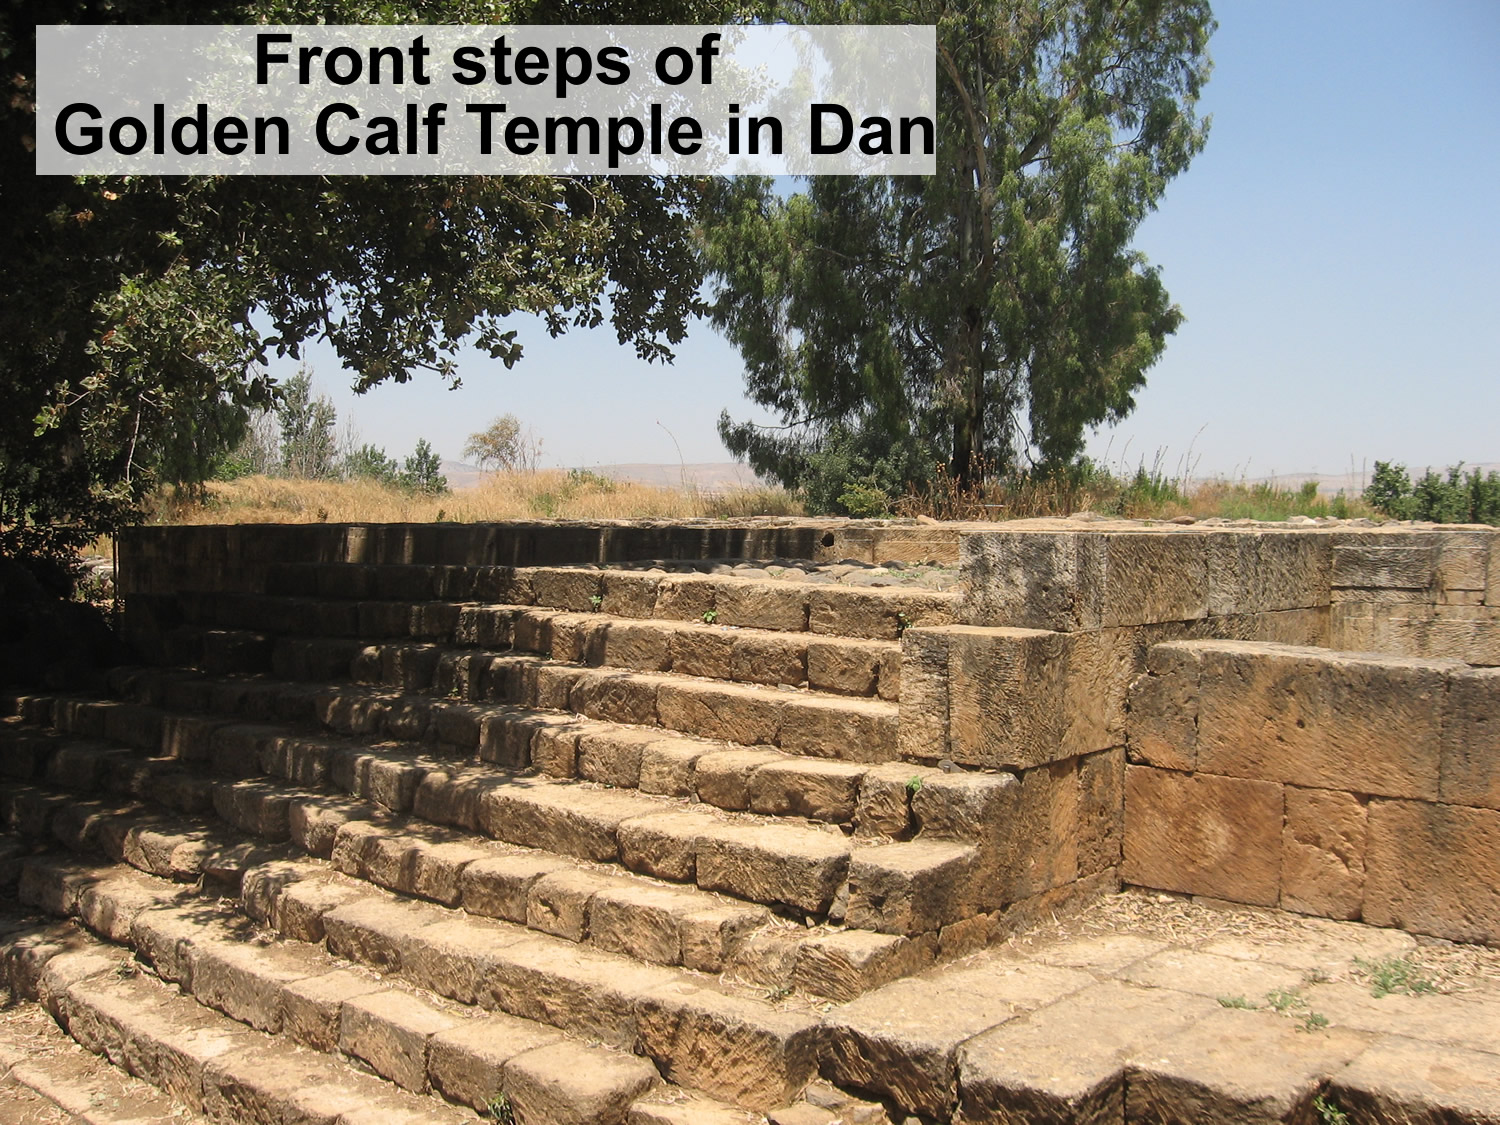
896, 627, 952, 762
529, 567, 604, 612
911, 770, 1018, 842
1194, 642, 1457, 799
957, 980, 1219, 1125
1330, 1036, 1500, 1125
461, 852, 572, 924
570, 669, 661, 727
280, 970, 382, 1052
1124, 643, 1203, 772
485, 937, 675, 1050
844, 841, 977, 935
617, 810, 723, 883
598, 571, 662, 619
1077, 748, 1125, 878
577, 727, 662, 789
748, 759, 866, 823
669, 627, 735, 680
588, 882, 701, 965
503, 1040, 659, 1125
657, 682, 781, 746
527, 869, 621, 942
597, 619, 674, 672
694, 748, 787, 811
694, 823, 850, 916
1206, 530, 1331, 616
1122, 766, 1283, 906
1095, 532, 1211, 628
777, 696, 897, 763
855, 762, 938, 839
977, 759, 1082, 905
938, 626, 1069, 769
1126, 1007, 1371, 1125
1279, 786, 1366, 920
427, 1015, 560, 1112
471, 565, 535, 605
808, 587, 955, 640
822, 961, 1092, 1120
791, 929, 936, 1003
1332, 542, 1435, 591
1440, 667, 1500, 809
637, 737, 709, 798
654, 575, 718, 622
339, 990, 458, 1092
963, 530, 1213, 631
730, 633, 807, 687
1363, 798, 1500, 944
680, 907, 766, 977
635, 982, 821, 1111
714, 582, 808, 632
806, 638, 883, 696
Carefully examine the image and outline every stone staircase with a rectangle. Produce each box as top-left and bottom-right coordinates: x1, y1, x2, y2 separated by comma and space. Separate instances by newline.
0, 559, 1029, 1124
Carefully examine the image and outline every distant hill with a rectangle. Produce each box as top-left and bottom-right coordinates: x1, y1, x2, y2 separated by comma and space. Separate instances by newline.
1232, 463, 1500, 497
441, 460, 762, 493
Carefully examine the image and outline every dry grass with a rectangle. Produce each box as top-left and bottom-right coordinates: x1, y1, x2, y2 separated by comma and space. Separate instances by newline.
150, 471, 804, 525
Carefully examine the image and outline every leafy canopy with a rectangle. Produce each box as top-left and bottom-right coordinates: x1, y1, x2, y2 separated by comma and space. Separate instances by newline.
700, 0, 1214, 508
1, 0, 732, 562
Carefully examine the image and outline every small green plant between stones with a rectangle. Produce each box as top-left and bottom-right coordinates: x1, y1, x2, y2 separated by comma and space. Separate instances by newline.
1216, 994, 1255, 1009
589, 594, 603, 611
1313, 1093, 1350, 1125
1260, 987, 1330, 1032
702, 609, 718, 624
906, 775, 924, 795
1299, 1010, 1331, 1032
896, 611, 913, 636
1355, 955, 1437, 998
486, 1092, 515, 1124
1265, 988, 1303, 1013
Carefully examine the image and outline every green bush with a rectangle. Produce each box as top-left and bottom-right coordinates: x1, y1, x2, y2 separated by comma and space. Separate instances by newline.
1364, 461, 1500, 525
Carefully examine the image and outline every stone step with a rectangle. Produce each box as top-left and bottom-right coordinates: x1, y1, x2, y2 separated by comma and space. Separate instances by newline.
341, 653, 901, 763
7, 855, 826, 1114
0, 723, 972, 985
0, 895, 659, 1124
158, 595, 905, 700
13, 675, 948, 841
248, 562, 959, 641
0, 977, 214, 1125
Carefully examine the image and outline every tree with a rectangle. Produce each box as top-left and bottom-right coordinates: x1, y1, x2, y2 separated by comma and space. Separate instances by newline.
701, 0, 1214, 504
1, 0, 728, 564
276, 368, 340, 480
343, 444, 402, 487
464, 414, 542, 472
399, 439, 449, 495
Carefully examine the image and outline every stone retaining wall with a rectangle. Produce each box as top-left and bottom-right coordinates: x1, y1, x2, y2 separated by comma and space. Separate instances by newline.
116, 520, 962, 597
114, 518, 1500, 947
1122, 639, 1500, 944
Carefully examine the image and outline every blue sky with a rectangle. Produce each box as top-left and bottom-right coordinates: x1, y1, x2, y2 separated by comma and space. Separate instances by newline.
280, 0, 1500, 481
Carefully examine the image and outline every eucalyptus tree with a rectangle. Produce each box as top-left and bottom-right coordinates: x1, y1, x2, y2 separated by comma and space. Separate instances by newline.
701, 0, 1215, 503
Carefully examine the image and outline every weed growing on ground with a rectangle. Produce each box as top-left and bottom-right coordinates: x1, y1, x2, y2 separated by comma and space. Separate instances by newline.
906, 776, 924, 795
701, 610, 718, 624
1313, 1093, 1350, 1125
1216, 995, 1255, 1009
589, 594, 603, 611
486, 1093, 515, 1123
1355, 955, 1438, 998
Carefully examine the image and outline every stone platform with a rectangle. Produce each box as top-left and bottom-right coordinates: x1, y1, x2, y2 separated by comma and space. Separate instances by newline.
1, 516, 1497, 1124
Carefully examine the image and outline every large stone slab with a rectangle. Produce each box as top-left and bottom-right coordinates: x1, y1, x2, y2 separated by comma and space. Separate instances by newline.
1193, 642, 1457, 800
1122, 766, 1282, 906
1363, 798, 1500, 943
